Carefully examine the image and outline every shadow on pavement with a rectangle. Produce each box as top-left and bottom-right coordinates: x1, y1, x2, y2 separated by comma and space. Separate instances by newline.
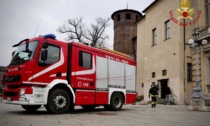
7, 107, 132, 115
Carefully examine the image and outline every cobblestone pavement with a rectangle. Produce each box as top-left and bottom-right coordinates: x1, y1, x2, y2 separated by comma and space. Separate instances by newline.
0, 102, 209, 126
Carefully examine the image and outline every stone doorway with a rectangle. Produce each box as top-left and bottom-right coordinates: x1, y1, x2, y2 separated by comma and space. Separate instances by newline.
159, 79, 169, 99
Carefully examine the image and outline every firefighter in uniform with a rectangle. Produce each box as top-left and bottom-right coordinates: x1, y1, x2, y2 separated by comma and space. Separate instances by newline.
149, 84, 158, 108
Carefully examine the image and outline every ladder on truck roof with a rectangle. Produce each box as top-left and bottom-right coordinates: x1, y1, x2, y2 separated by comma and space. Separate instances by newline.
102, 48, 134, 59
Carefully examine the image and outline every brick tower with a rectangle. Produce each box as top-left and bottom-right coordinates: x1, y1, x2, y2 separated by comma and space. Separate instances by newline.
111, 9, 142, 58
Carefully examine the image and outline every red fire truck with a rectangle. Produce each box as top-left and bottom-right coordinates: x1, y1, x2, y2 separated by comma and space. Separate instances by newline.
1, 34, 136, 114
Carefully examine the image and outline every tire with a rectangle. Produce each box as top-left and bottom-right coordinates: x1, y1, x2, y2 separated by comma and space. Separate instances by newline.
45, 89, 70, 114
21, 105, 41, 112
81, 105, 96, 110
110, 93, 123, 111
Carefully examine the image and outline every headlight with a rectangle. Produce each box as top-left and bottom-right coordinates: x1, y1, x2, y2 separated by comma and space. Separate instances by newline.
20, 88, 25, 95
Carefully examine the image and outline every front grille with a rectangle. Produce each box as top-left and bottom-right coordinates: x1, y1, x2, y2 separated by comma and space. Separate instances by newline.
3, 92, 18, 97
5, 75, 21, 82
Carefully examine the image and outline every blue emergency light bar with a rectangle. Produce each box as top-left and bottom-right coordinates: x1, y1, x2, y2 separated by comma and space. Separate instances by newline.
43, 34, 56, 39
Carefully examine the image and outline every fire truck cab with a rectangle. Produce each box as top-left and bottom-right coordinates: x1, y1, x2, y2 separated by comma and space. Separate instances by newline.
1, 34, 136, 114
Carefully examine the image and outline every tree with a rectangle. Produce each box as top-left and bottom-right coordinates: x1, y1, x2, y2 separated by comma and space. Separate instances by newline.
85, 17, 110, 47
57, 17, 111, 48
57, 17, 85, 43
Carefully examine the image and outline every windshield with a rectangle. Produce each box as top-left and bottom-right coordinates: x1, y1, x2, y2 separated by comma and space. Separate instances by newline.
10, 40, 39, 66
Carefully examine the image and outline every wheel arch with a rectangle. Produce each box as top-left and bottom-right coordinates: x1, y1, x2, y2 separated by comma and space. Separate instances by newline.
109, 88, 126, 104
112, 92, 125, 103
47, 79, 75, 104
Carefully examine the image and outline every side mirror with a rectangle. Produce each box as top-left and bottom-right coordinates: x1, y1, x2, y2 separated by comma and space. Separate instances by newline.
41, 50, 48, 61
42, 42, 49, 48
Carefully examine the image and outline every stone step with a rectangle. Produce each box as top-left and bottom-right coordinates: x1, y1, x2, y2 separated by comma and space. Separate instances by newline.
203, 94, 210, 99
204, 99, 210, 106
203, 93, 210, 106
157, 98, 165, 104
203, 94, 210, 106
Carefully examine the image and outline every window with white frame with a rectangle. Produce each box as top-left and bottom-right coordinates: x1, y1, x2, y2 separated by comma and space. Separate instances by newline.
152, 28, 157, 46
165, 20, 170, 40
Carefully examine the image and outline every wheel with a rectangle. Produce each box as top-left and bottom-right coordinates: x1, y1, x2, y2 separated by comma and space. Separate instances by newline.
81, 105, 96, 110
45, 89, 70, 114
21, 105, 41, 112
110, 93, 123, 111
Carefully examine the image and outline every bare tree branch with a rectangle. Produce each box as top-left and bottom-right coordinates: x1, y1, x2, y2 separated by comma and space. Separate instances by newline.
84, 17, 111, 47
57, 17, 85, 42
58, 17, 110, 48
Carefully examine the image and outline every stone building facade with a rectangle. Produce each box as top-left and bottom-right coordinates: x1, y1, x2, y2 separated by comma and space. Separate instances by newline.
136, 0, 210, 104
196, 0, 210, 103
111, 9, 142, 58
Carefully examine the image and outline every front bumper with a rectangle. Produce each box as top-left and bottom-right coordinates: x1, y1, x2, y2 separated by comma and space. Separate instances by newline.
1, 86, 48, 105
1, 94, 46, 105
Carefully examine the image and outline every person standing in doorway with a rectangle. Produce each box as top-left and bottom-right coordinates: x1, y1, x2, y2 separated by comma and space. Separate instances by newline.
149, 83, 158, 108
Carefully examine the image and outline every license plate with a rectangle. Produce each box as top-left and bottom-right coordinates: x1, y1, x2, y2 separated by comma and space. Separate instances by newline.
7, 97, 11, 101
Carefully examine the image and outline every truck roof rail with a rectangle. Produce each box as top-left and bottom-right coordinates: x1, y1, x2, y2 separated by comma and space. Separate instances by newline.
102, 48, 134, 59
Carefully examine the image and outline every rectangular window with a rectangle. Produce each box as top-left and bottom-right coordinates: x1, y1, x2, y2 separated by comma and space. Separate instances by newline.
152, 72, 156, 78
152, 28, 157, 46
162, 69, 167, 76
187, 63, 192, 82
205, 0, 210, 25
39, 44, 60, 66
165, 20, 170, 40
79, 51, 92, 69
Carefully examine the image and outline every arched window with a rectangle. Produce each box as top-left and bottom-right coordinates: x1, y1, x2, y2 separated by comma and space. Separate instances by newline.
125, 13, 131, 20
117, 14, 121, 21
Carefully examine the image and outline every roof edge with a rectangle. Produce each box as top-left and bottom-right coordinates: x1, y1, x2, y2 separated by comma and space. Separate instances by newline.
111, 9, 142, 20
142, 0, 158, 13
135, 15, 145, 23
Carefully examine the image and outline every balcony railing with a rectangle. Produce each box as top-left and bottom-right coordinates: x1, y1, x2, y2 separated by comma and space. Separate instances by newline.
197, 26, 210, 40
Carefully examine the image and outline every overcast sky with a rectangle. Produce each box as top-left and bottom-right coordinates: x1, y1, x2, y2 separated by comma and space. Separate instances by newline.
0, 0, 154, 66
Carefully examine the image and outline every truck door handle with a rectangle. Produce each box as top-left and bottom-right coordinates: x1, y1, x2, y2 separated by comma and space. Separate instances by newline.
56, 72, 62, 77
